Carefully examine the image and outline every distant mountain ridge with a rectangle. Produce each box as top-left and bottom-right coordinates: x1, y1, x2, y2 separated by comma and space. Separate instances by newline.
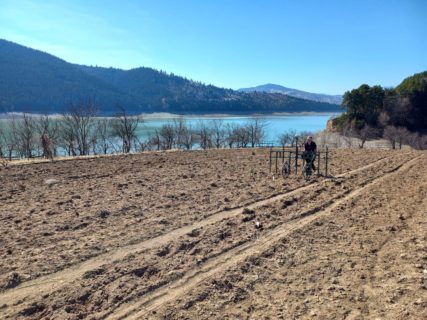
0, 39, 340, 115
239, 83, 343, 105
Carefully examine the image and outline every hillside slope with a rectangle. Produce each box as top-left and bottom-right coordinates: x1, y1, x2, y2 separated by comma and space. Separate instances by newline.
0, 39, 340, 114
240, 83, 343, 105
0, 40, 131, 114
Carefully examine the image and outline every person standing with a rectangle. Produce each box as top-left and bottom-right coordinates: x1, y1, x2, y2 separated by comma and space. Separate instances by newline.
304, 136, 317, 170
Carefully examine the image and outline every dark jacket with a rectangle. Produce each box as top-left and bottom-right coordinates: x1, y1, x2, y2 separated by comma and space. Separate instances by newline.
304, 141, 317, 152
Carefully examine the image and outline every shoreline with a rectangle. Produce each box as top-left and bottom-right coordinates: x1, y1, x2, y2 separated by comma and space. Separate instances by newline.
139, 111, 340, 119
0, 111, 341, 120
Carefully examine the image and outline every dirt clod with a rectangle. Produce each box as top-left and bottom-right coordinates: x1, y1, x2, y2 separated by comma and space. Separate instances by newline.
4, 272, 21, 289
242, 208, 255, 215
20, 302, 45, 316
242, 215, 256, 223
97, 210, 111, 219
83, 267, 106, 279
157, 246, 170, 257
132, 267, 148, 277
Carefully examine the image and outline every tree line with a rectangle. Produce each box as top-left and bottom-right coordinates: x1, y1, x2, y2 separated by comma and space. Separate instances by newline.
333, 71, 427, 149
0, 102, 270, 161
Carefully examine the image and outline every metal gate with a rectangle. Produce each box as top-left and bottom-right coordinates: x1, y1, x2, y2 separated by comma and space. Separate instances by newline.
269, 146, 330, 177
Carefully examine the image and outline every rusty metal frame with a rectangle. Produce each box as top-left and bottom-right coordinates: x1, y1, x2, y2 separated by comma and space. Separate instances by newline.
269, 146, 329, 177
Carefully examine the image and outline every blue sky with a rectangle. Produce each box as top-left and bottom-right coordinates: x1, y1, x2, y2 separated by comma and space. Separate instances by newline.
0, 0, 426, 94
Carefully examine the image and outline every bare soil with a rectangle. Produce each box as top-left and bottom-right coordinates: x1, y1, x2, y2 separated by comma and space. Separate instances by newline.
0, 148, 425, 319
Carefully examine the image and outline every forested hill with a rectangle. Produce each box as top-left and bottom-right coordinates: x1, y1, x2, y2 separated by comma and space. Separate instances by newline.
239, 83, 343, 105
336, 71, 427, 133
0, 39, 340, 115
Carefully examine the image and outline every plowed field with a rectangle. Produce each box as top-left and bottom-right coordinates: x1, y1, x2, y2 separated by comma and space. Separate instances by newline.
0, 148, 425, 319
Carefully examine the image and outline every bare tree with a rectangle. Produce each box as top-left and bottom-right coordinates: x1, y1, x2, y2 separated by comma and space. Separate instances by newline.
159, 122, 175, 150
405, 132, 419, 149
246, 117, 267, 147
0, 123, 7, 159
341, 124, 355, 148
224, 123, 238, 148
13, 113, 37, 158
182, 125, 196, 150
58, 120, 77, 156
278, 129, 297, 146
0, 122, 6, 158
111, 106, 141, 153
134, 136, 149, 152
405, 132, 427, 150
395, 127, 411, 149
197, 121, 212, 150
299, 131, 315, 141
36, 115, 60, 157
147, 129, 162, 151
383, 126, 399, 149
383, 126, 412, 150
61, 101, 98, 156
1, 121, 18, 160
234, 125, 250, 148
357, 125, 379, 148
174, 117, 195, 150
93, 118, 113, 155
211, 119, 225, 148
173, 117, 186, 149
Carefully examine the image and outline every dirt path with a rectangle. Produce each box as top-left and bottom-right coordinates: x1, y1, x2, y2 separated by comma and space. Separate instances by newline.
106, 155, 422, 320
0, 153, 409, 317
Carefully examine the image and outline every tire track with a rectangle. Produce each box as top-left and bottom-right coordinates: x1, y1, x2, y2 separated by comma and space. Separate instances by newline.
0, 153, 409, 310
107, 155, 422, 320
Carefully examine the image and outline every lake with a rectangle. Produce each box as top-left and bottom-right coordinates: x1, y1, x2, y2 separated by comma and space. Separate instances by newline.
0, 113, 339, 157
137, 113, 339, 143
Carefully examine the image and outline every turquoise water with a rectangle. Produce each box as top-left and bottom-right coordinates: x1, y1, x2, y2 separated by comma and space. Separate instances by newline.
0, 114, 339, 157
137, 114, 338, 143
